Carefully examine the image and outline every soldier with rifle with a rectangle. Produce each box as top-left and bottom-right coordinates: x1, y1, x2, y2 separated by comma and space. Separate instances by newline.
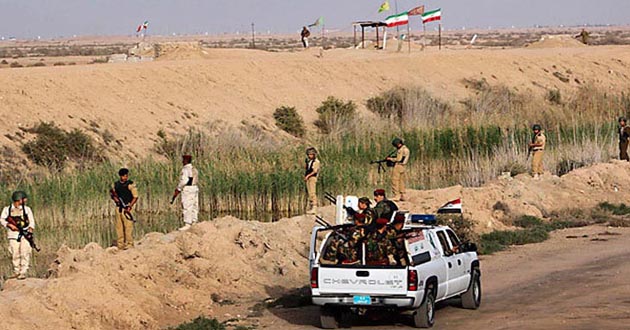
304, 147, 321, 214
109, 168, 138, 250
1, 191, 36, 280
171, 154, 199, 231
387, 137, 410, 201
529, 124, 546, 180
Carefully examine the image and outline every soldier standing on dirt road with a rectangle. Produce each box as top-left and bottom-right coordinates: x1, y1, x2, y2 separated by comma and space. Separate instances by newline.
0, 191, 35, 280
618, 117, 630, 161
386, 137, 410, 201
305, 147, 320, 214
529, 124, 546, 179
171, 155, 199, 231
110, 168, 138, 250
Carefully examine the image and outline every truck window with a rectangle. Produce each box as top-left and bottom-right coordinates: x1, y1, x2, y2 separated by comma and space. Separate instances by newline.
446, 229, 461, 247
435, 230, 453, 256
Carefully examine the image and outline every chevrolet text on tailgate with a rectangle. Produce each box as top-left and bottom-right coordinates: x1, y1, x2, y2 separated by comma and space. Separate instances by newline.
309, 211, 481, 329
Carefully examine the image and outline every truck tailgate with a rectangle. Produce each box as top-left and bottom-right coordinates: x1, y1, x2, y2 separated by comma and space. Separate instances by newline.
318, 267, 408, 295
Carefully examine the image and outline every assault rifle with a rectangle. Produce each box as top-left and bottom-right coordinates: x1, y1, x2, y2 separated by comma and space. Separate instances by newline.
6, 216, 40, 252
323, 192, 357, 217
370, 150, 397, 173
109, 189, 135, 222
315, 216, 350, 242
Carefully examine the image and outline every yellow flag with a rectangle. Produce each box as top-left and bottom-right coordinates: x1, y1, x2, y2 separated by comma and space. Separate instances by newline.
378, 1, 390, 13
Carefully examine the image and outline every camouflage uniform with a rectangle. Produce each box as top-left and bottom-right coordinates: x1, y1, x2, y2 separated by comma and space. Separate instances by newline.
364, 230, 396, 265
373, 199, 399, 222
386, 226, 407, 266
321, 226, 360, 264
361, 208, 376, 226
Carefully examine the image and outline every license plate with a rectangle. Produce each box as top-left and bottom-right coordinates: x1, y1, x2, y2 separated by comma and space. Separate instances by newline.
353, 295, 372, 305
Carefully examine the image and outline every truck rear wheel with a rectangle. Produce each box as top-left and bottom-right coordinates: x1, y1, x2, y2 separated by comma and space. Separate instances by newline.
413, 287, 435, 328
320, 306, 338, 329
461, 269, 481, 309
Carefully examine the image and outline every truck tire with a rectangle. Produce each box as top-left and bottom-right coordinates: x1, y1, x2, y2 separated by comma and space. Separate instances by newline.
338, 308, 354, 328
413, 286, 435, 328
320, 306, 339, 329
461, 269, 481, 309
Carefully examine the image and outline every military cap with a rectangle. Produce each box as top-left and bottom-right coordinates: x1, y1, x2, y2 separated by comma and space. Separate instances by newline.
393, 214, 406, 224
11, 191, 28, 202
375, 218, 389, 225
358, 197, 371, 205
532, 124, 542, 131
306, 147, 318, 155
118, 168, 129, 176
373, 189, 386, 196
182, 154, 193, 162
353, 213, 367, 223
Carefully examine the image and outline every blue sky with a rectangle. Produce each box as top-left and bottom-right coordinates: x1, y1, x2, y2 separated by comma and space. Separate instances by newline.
0, 0, 628, 38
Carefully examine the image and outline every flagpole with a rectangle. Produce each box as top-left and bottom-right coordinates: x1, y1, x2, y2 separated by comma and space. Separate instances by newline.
423, 23, 426, 51
439, 23, 442, 50
407, 22, 411, 53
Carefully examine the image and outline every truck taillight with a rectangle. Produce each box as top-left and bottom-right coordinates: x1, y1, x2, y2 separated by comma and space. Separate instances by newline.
311, 267, 319, 288
408, 269, 418, 291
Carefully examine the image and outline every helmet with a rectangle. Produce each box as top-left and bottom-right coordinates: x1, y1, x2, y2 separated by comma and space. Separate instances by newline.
532, 124, 542, 131
391, 137, 403, 146
11, 191, 27, 202
306, 147, 317, 155
619, 117, 627, 123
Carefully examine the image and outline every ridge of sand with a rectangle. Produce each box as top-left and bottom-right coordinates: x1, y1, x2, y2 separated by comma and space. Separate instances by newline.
1, 45, 630, 163
1, 160, 630, 329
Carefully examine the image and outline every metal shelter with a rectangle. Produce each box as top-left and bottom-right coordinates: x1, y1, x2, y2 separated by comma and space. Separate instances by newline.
352, 21, 387, 49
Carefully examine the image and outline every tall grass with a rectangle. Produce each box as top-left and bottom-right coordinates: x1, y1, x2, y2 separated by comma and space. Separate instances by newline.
0, 85, 627, 279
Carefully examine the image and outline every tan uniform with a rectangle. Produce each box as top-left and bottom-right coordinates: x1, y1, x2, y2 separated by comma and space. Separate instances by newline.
1, 205, 35, 276
531, 132, 546, 175
177, 163, 199, 225
619, 126, 630, 161
305, 158, 320, 211
391, 145, 410, 199
112, 182, 138, 249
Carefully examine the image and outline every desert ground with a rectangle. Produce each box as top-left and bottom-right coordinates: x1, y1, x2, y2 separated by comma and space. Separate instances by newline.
2, 29, 630, 329
1, 33, 630, 165
1, 161, 630, 329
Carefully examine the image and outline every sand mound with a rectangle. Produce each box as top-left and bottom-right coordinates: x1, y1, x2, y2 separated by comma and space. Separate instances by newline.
154, 42, 216, 60
2, 161, 630, 329
527, 35, 587, 49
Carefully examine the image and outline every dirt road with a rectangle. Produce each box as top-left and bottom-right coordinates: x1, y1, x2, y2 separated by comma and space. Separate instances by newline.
258, 225, 630, 330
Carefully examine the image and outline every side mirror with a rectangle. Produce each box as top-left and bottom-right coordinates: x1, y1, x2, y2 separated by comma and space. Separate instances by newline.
461, 242, 478, 253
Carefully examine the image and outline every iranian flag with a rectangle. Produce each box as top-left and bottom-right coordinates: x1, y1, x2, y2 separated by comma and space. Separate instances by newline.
421, 8, 442, 24
437, 198, 462, 214
384, 11, 409, 28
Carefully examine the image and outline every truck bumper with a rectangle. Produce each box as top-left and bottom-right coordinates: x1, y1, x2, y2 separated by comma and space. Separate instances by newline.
312, 296, 415, 308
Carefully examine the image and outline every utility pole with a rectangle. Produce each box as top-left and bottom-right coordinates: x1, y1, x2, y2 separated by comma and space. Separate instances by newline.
251, 23, 256, 49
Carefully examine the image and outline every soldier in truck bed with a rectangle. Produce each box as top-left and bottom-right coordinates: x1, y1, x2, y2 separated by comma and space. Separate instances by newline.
373, 189, 398, 221
364, 218, 397, 266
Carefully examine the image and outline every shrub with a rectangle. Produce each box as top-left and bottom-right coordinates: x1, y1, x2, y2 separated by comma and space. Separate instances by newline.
273, 106, 305, 137
0, 59, 8, 65
500, 161, 528, 177
479, 226, 549, 254
437, 214, 478, 243
10, 61, 23, 68
28, 62, 46, 67
313, 96, 357, 134
547, 89, 562, 105
21, 122, 100, 171
597, 202, 630, 215
556, 158, 585, 176
366, 87, 450, 127
53, 62, 66, 66
513, 215, 543, 228
170, 317, 225, 330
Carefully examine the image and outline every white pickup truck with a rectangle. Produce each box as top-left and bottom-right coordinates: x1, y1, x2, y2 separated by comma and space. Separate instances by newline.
309, 212, 481, 328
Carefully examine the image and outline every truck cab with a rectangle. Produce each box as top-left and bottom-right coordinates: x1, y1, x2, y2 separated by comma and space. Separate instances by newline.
309, 212, 481, 328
